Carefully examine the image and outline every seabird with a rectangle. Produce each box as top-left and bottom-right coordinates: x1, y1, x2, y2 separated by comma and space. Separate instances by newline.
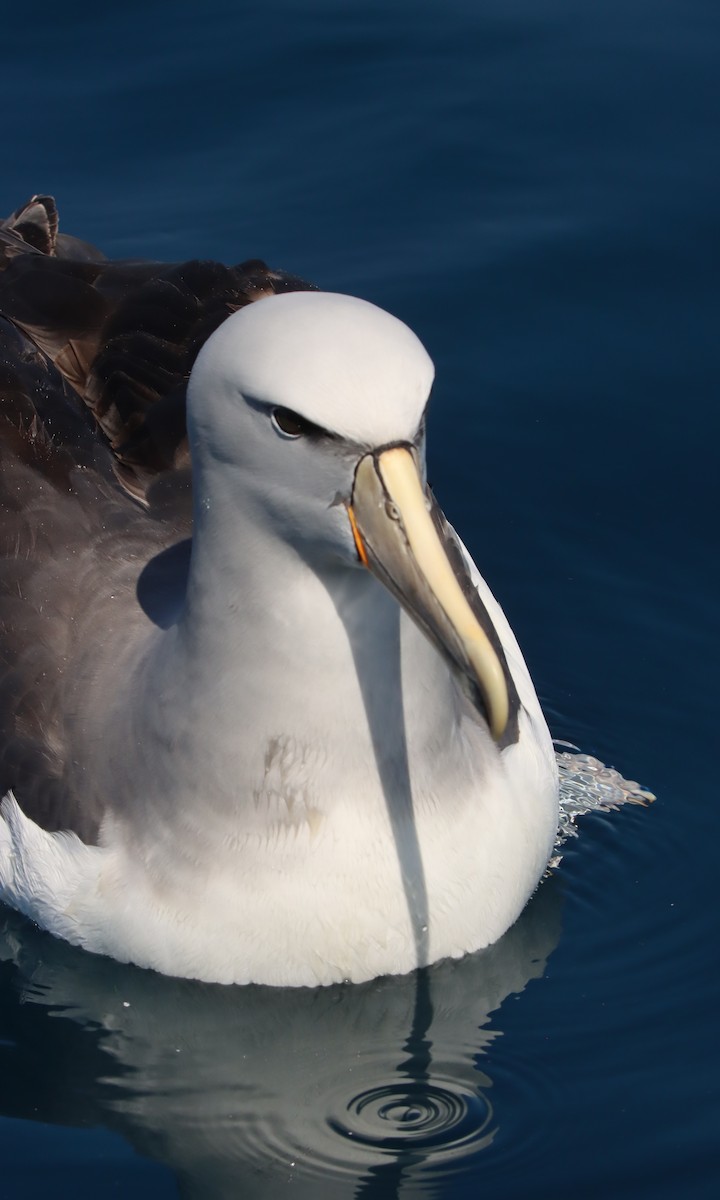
0, 195, 558, 987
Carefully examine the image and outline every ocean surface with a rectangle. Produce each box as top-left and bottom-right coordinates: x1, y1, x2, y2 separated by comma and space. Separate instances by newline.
1, 1, 718, 1196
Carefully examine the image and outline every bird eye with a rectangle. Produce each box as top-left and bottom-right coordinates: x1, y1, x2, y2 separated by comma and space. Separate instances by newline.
271, 407, 319, 439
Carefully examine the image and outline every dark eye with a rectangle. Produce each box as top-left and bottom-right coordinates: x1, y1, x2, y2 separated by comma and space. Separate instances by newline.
271, 407, 320, 439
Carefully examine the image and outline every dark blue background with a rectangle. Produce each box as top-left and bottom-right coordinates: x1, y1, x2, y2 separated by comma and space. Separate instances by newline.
1, 1, 718, 1196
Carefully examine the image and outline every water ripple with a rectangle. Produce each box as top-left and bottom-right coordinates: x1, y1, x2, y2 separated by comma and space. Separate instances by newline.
327, 1076, 495, 1154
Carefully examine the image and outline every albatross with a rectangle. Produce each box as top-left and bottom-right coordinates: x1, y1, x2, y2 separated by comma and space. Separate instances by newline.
0, 195, 558, 987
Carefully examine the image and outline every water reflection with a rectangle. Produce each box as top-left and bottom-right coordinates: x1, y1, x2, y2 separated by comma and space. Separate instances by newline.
0, 881, 561, 1198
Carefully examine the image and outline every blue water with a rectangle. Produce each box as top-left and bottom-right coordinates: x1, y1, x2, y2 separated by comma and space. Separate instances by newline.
1, 1, 718, 1196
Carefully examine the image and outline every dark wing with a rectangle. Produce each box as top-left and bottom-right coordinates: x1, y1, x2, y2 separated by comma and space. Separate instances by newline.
0, 196, 315, 837
0, 313, 138, 837
1, 194, 316, 501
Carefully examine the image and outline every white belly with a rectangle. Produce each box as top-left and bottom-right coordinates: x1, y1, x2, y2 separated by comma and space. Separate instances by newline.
0, 703, 557, 987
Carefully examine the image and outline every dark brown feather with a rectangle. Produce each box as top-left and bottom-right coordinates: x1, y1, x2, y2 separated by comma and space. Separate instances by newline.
0, 194, 59, 256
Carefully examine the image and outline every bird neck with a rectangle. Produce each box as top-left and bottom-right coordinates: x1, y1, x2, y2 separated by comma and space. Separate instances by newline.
133, 462, 464, 819
177, 469, 388, 703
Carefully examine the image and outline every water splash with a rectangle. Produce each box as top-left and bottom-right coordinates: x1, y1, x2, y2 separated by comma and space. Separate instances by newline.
551, 741, 655, 868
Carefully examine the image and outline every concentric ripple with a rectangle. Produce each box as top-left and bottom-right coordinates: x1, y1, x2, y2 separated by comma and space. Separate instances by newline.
327, 1077, 495, 1156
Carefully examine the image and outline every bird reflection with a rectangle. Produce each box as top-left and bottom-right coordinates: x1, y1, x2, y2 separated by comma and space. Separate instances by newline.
0, 880, 561, 1199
